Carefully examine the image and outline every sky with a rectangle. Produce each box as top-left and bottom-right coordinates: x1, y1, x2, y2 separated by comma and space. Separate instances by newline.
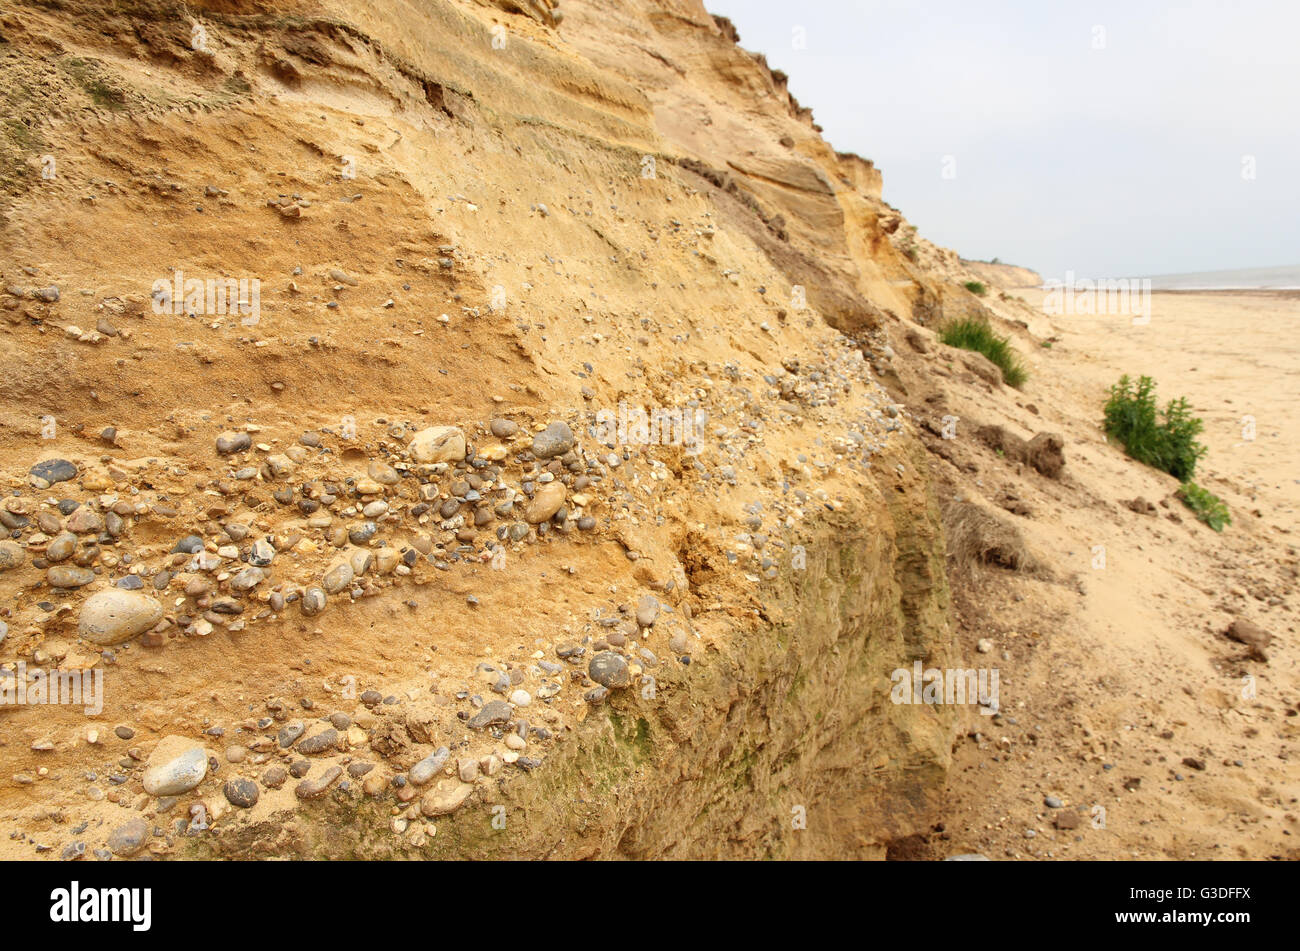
704, 0, 1300, 280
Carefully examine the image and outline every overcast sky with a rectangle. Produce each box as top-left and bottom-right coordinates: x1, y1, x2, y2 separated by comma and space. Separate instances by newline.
705, 0, 1300, 279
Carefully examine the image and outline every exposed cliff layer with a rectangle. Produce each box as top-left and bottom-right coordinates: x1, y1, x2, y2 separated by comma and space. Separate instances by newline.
0, 0, 979, 859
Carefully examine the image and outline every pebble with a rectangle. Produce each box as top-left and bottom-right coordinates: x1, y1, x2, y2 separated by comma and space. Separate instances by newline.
263, 766, 287, 789
216, 431, 251, 454
409, 747, 451, 785
224, 777, 260, 808
322, 562, 354, 594
45, 533, 76, 562
468, 700, 512, 730
106, 817, 150, 857
66, 507, 102, 533
278, 721, 306, 748
531, 421, 574, 459
172, 535, 204, 554
229, 566, 266, 592
408, 426, 467, 464
419, 779, 474, 817
458, 758, 480, 783
524, 483, 567, 523
301, 587, 327, 616
30, 459, 77, 485
142, 735, 208, 796
47, 566, 94, 588
489, 418, 518, 439
297, 728, 339, 755
589, 651, 631, 689
636, 594, 660, 628
1044, 795, 1063, 809
509, 689, 531, 707
295, 765, 342, 799
78, 590, 164, 645
0, 540, 25, 571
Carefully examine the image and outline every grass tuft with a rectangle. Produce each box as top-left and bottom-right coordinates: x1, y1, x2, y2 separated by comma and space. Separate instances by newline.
939, 317, 1028, 387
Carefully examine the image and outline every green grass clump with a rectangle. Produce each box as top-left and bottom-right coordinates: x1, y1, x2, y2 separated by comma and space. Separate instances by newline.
939, 317, 1028, 388
1178, 481, 1230, 532
1102, 375, 1206, 481
963, 280, 987, 296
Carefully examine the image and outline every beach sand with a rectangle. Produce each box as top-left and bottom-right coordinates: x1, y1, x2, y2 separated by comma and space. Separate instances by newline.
936, 289, 1300, 859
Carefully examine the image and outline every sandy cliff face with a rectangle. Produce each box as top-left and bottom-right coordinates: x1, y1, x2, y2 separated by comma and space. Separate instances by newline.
0, 0, 969, 860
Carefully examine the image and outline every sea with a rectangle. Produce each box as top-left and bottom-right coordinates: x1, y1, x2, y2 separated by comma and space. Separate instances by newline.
1136, 264, 1300, 291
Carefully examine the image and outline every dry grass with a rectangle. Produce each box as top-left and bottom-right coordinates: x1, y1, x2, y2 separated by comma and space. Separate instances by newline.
942, 498, 1040, 573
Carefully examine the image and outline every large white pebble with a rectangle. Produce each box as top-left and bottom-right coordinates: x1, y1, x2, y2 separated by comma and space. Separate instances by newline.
78, 590, 164, 645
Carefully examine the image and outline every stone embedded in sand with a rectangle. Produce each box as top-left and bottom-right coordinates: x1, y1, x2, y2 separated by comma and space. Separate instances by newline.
224, 777, 259, 809
30, 458, 77, 485
419, 778, 474, 817
295, 765, 342, 800
47, 566, 94, 588
368, 459, 400, 485
636, 594, 660, 628
78, 589, 164, 645
409, 426, 466, 464
216, 431, 251, 454
229, 566, 266, 592
0, 540, 25, 572
44, 535, 75, 563
322, 560, 354, 594
409, 746, 451, 785
531, 421, 574, 459
65, 507, 103, 534
490, 418, 518, 439
296, 728, 339, 755
301, 586, 327, 616
329, 268, 359, 286
468, 700, 512, 730
589, 651, 631, 689
524, 483, 567, 523
107, 817, 150, 857
142, 735, 208, 796
1226, 618, 1272, 660
266, 453, 296, 478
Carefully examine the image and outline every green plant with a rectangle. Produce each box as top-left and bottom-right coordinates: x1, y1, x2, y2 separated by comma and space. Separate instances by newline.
938, 317, 1028, 387
1102, 375, 1206, 480
1178, 481, 1230, 532
963, 280, 987, 296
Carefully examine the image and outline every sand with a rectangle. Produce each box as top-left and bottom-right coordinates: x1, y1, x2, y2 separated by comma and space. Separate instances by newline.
936, 289, 1300, 859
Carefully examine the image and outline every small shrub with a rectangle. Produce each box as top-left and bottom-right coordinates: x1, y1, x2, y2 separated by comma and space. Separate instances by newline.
939, 317, 1028, 387
1178, 482, 1230, 532
1102, 375, 1206, 480
963, 280, 987, 296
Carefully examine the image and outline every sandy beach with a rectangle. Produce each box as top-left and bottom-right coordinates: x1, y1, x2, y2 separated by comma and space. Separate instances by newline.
936, 288, 1300, 859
